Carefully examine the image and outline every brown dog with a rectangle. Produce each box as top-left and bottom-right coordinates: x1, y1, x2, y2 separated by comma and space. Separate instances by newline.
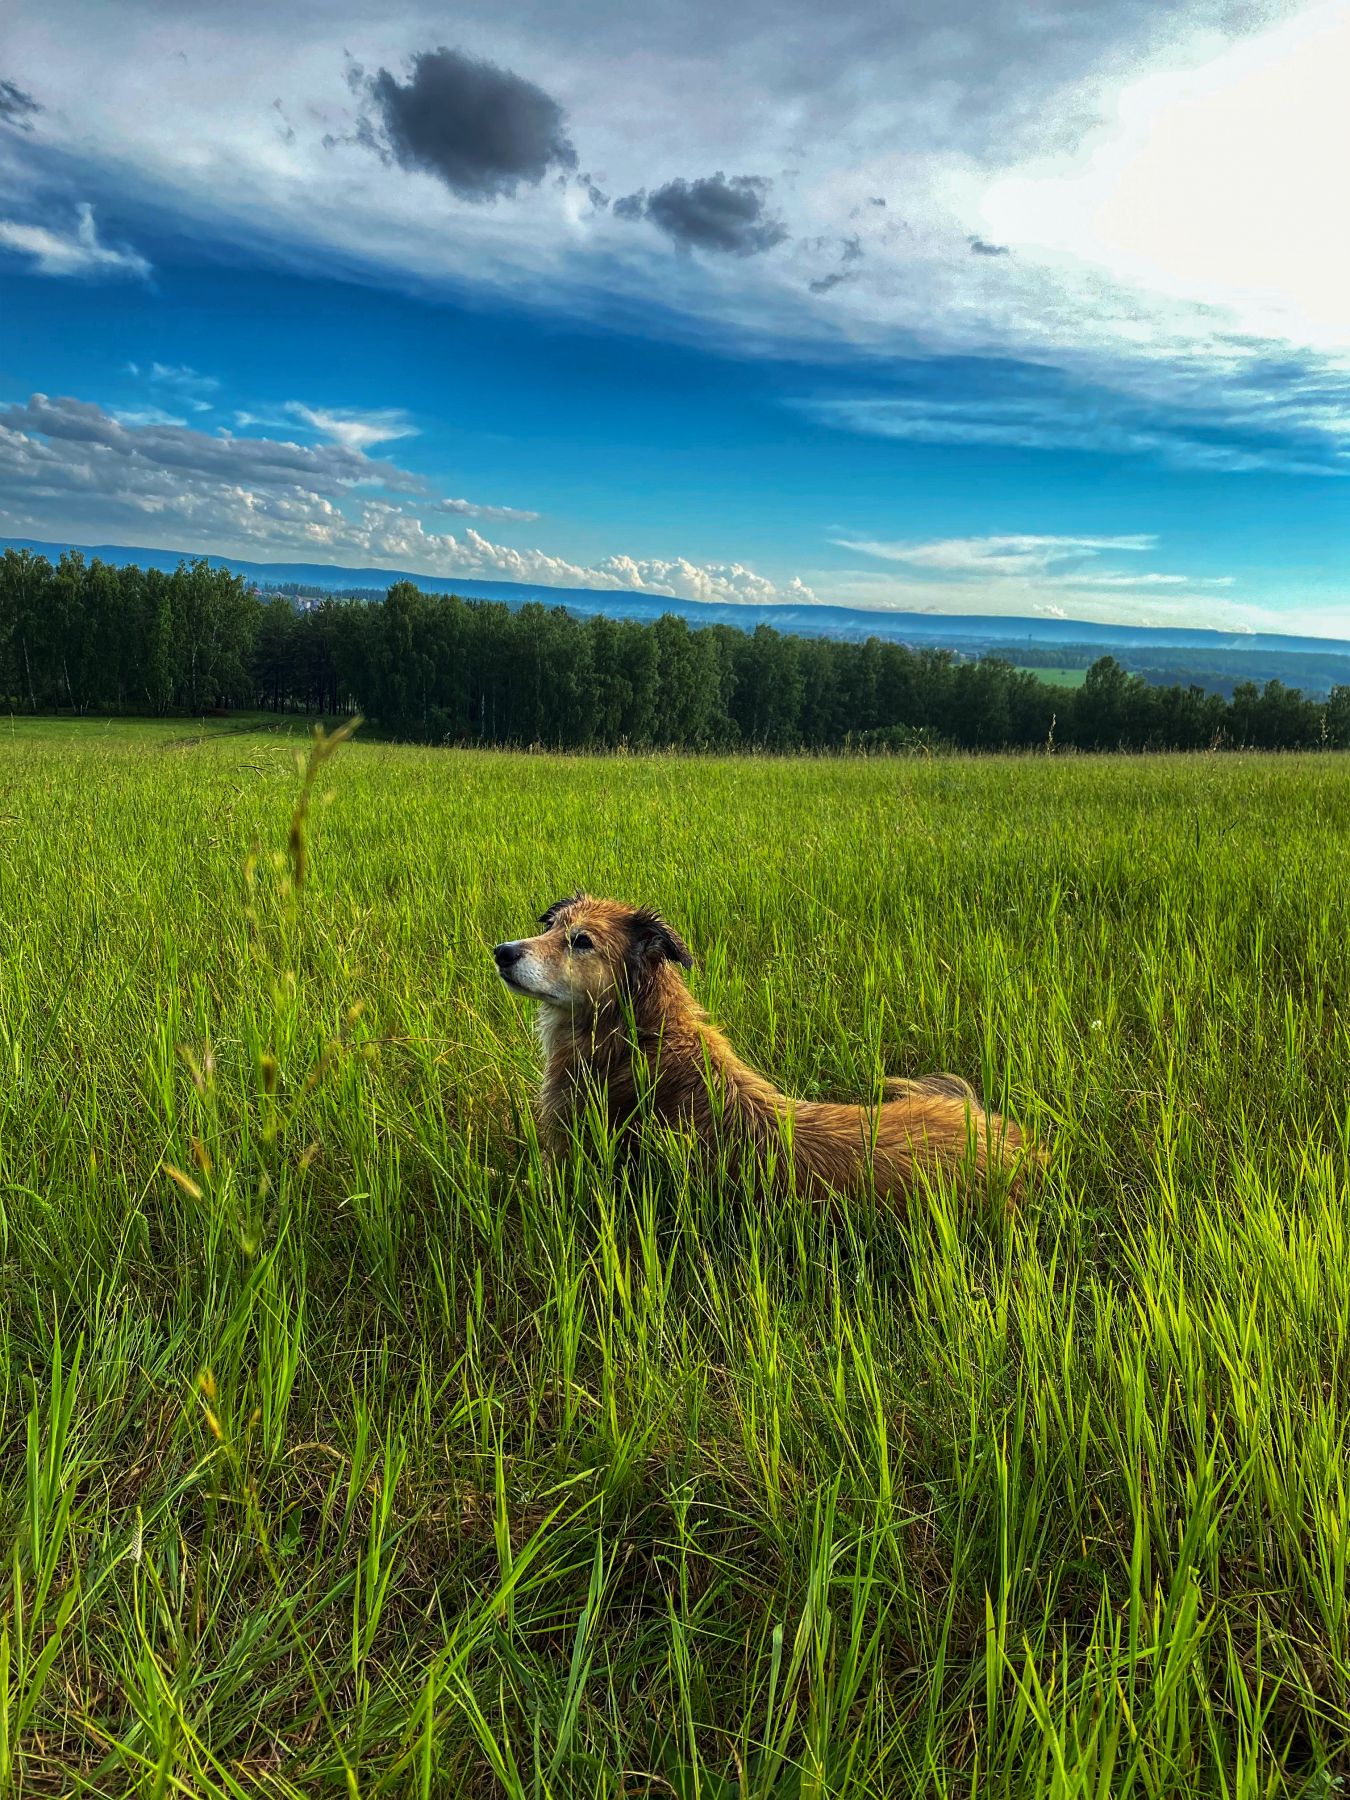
493, 893, 1032, 1205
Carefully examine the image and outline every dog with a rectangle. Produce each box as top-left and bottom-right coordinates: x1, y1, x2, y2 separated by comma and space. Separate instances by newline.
493, 893, 1033, 1205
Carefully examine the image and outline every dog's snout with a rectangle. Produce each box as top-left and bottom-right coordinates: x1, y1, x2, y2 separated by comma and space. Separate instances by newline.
493, 941, 524, 970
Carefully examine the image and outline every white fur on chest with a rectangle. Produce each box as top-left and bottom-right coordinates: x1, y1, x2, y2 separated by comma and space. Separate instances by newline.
535, 1005, 568, 1068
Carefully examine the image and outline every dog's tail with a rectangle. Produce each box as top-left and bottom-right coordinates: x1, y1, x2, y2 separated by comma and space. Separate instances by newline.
884, 1072, 1046, 1202
883, 1072, 978, 1104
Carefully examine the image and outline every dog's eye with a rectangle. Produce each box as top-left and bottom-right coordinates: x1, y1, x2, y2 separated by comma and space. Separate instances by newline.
569, 932, 594, 952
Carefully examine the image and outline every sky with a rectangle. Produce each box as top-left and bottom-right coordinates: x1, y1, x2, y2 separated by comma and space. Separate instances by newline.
1, 0, 1348, 634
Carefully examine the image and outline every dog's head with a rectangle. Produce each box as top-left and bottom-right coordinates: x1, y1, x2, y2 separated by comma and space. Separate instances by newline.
492, 893, 693, 1012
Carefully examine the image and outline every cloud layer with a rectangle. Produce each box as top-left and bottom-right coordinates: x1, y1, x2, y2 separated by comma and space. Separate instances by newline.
3, 395, 1323, 633
0, 0, 1341, 638
819, 530, 1262, 629
837, 533, 1161, 574
798, 346, 1350, 477
1, 0, 1339, 474
0, 393, 816, 605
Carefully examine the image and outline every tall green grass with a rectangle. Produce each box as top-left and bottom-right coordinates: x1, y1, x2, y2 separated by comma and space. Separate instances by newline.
1, 716, 1349, 1793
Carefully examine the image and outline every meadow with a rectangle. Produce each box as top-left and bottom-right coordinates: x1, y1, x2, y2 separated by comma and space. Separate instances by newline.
2, 715, 1350, 1795
1010, 668, 1088, 690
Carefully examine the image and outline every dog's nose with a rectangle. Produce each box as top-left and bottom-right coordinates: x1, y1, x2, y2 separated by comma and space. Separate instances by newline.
493, 942, 523, 969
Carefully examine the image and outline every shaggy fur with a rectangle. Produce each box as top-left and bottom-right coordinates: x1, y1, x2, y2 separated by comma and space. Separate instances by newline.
493, 894, 1033, 1205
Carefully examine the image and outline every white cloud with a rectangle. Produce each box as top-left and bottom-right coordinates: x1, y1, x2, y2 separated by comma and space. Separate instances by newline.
234, 409, 536, 518
1073, 570, 1235, 589
1, 394, 1339, 630
819, 530, 1262, 627
806, 562, 1319, 631
397, 531, 819, 604
3, 391, 426, 491
0, 391, 541, 523
835, 533, 1158, 573
111, 406, 189, 428
0, 202, 150, 279
425, 494, 542, 524
0, 391, 815, 605
139, 363, 221, 412
282, 402, 417, 451
979, 1, 1350, 357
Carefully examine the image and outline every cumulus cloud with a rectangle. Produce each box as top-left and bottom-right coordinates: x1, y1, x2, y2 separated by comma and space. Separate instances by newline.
2, 393, 422, 490
358, 46, 577, 201
0, 78, 41, 129
224, 401, 537, 518
0, 394, 539, 523
616, 174, 787, 256
0, 203, 150, 279
0, 392, 811, 604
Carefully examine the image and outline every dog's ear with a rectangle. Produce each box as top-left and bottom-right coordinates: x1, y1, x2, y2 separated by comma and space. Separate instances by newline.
628, 906, 694, 971
539, 891, 584, 929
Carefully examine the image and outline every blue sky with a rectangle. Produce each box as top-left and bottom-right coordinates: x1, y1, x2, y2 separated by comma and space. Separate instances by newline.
1, 0, 1348, 633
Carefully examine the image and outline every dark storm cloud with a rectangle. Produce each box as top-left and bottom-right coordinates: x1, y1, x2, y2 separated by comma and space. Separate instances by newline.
0, 79, 41, 130
616, 173, 787, 256
361, 46, 577, 201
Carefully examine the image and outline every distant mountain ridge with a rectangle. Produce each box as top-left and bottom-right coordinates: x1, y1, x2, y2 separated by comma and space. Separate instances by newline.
5, 535, 1348, 663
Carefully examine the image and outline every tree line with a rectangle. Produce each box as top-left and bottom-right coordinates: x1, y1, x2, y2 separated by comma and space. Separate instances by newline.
4, 546, 1349, 753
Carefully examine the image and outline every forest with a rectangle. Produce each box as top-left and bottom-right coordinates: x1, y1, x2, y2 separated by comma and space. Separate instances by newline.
3, 545, 1346, 752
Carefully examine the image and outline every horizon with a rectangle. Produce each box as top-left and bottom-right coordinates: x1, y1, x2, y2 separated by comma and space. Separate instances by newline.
2, 0, 1348, 636
15, 533, 1350, 659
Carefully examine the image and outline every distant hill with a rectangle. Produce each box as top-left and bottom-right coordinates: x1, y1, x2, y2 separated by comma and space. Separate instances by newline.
7, 535, 1350, 694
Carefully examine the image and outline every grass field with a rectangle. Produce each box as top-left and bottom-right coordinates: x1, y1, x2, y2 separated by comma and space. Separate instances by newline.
1011, 667, 1088, 689
3, 717, 1350, 1795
